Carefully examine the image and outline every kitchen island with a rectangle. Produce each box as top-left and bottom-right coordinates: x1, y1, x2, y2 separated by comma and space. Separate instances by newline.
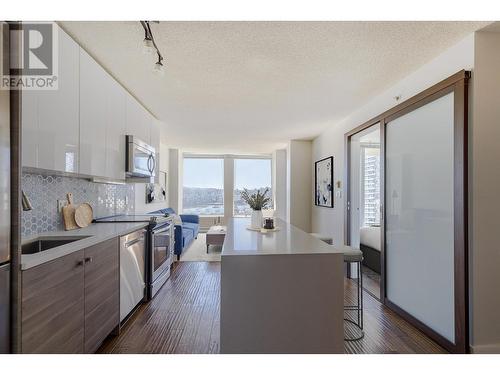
220, 218, 345, 354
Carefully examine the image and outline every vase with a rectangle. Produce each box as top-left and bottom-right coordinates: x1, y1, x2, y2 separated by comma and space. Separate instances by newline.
251, 209, 263, 229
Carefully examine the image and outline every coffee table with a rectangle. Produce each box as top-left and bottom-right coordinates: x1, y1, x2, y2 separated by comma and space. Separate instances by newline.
206, 225, 226, 253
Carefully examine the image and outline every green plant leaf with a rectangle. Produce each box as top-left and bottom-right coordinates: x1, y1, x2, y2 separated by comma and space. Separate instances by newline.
240, 187, 270, 210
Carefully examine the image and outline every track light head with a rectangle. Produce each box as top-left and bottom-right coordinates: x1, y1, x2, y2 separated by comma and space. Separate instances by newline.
143, 37, 154, 54
153, 57, 165, 76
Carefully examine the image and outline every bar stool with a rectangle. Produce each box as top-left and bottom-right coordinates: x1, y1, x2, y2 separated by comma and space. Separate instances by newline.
340, 245, 364, 341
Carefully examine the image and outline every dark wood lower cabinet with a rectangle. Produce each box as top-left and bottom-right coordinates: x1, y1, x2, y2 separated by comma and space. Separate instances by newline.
21, 250, 85, 353
84, 238, 119, 353
21, 238, 120, 353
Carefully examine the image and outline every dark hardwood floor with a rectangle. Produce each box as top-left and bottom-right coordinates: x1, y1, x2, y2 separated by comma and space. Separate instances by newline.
361, 265, 381, 300
98, 261, 446, 354
99, 261, 220, 354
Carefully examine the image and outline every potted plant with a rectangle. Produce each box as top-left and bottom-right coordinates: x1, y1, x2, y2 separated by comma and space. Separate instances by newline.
241, 188, 271, 229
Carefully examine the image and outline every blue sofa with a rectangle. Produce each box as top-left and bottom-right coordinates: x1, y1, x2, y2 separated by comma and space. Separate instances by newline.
149, 208, 200, 260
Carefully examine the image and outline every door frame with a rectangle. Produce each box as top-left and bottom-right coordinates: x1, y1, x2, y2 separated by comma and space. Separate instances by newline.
344, 70, 470, 353
344, 121, 382, 284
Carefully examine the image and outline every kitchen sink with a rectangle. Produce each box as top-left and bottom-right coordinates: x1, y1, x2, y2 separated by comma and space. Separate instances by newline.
22, 236, 91, 255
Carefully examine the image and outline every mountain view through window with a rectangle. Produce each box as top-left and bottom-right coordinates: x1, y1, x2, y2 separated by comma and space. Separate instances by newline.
183, 158, 224, 215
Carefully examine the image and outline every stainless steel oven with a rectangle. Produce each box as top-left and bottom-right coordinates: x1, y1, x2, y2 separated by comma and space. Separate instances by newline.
126, 135, 156, 179
148, 222, 174, 299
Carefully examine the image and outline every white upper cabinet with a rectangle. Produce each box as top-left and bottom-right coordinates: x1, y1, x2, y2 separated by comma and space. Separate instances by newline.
142, 108, 154, 144
150, 119, 161, 148
21, 23, 156, 180
105, 73, 126, 180
37, 26, 80, 173
80, 48, 126, 180
79, 49, 107, 177
21, 90, 38, 168
126, 94, 150, 143
22, 25, 80, 173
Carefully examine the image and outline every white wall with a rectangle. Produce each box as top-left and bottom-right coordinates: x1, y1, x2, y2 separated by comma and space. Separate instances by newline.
134, 143, 170, 214
168, 148, 180, 213
287, 140, 312, 232
273, 149, 287, 221
311, 34, 475, 246
223, 156, 234, 223
469, 30, 500, 353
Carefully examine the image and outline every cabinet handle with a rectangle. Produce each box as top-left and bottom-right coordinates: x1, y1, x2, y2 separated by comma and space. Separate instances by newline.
147, 154, 154, 175
150, 154, 156, 174
84, 257, 93, 263
76, 260, 84, 267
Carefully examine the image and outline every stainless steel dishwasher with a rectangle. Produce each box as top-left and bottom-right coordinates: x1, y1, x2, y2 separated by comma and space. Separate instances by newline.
120, 229, 147, 322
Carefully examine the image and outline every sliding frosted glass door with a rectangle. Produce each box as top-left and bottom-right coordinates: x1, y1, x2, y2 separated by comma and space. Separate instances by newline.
345, 71, 468, 352
385, 92, 455, 343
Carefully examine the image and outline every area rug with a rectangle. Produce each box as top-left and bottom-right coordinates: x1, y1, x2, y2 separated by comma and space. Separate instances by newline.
179, 233, 222, 262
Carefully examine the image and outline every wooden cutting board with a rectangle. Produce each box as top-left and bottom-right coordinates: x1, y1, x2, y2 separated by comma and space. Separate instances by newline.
75, 203, 93, 228
62, 193, 79, 231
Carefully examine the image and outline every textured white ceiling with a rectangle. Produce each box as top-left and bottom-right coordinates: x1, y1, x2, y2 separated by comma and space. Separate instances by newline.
59, 21, 489, 153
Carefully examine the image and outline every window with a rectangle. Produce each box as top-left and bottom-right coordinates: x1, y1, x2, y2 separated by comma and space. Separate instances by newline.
183, 158, 224, 215
361, 146, 380, 226
233, 158, 272, 217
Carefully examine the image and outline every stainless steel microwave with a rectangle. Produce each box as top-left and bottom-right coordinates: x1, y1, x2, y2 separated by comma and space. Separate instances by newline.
126, 135, 156, 179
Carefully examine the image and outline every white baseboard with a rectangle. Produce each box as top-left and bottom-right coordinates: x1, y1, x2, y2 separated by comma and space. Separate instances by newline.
470, 343, 500, 354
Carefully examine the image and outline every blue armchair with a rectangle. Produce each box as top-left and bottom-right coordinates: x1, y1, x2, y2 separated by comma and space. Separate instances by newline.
149, 208, 200, 260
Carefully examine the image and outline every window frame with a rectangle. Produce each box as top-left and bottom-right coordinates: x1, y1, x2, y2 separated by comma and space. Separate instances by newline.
181, 153, 273, 218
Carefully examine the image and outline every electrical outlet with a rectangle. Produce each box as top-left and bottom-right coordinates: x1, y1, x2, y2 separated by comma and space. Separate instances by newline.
57, 199, 66, 213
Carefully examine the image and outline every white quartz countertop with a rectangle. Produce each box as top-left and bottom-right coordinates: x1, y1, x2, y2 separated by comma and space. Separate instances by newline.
21, 222, 149, 270
221, 218, 345, 256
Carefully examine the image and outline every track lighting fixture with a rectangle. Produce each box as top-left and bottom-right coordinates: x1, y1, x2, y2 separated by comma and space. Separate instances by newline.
140, 21, 165, 75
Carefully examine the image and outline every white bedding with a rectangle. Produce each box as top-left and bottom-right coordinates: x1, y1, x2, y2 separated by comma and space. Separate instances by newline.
360, 226, 381, 251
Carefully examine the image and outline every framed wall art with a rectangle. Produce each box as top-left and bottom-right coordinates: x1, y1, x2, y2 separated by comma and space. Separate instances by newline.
315, 156, 334, 208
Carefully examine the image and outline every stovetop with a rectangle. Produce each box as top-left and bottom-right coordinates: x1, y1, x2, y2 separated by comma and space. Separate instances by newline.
93, 214, 171, 225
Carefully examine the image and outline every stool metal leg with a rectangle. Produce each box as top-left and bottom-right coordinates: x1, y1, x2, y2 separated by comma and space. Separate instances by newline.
357, 261, 361, 327
359, 260, 364, 330
356, 260, 364, 330
344, 260, 364, 341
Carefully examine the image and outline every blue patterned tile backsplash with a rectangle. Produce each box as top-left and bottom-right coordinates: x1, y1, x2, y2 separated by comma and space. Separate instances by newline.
21, 173, 135, 237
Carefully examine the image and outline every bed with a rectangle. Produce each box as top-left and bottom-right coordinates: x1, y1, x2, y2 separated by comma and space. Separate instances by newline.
360, 226, 381, 273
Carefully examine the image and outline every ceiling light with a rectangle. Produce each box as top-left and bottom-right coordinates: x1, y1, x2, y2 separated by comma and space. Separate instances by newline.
143, 37, 154, 54
140, 21, 166, 76
153, 57, 164, 76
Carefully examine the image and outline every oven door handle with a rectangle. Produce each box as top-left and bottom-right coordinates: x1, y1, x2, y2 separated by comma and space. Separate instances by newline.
152, 226, 171, 235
